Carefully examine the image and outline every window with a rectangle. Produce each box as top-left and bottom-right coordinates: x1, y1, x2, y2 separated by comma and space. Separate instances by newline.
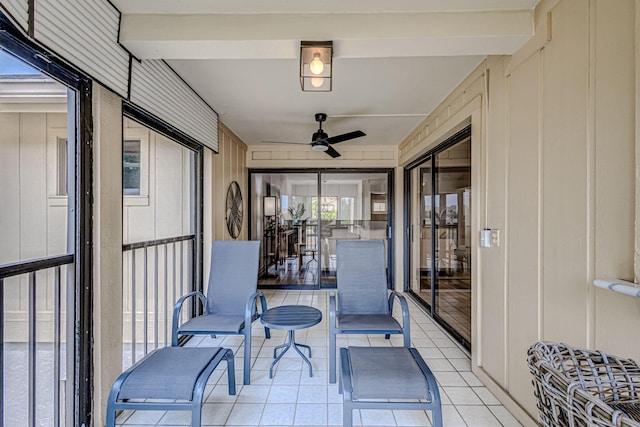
122, 122, 150, 205
123, 138, 141, 195
311, 196, 337, 220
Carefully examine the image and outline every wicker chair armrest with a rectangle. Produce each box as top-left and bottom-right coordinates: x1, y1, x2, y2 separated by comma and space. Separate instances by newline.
570, 383, 640, 427
542, 363, 640, 427
544, 364, 640, 400
529, 341, 640, 427
536, 365, 574, 425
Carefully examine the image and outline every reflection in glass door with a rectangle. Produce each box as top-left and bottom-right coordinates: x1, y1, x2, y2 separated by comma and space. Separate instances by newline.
407, 128, 471, 350
251, 170, 392, 288
251, 172, 319, 287
434, 143, 471, 346
320, 172, 390, 286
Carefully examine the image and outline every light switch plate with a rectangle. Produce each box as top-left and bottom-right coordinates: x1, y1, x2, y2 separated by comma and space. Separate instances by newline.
480, 229, 491, 247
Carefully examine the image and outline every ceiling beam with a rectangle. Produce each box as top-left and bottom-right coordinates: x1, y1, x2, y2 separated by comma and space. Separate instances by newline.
120, 11, 534, 59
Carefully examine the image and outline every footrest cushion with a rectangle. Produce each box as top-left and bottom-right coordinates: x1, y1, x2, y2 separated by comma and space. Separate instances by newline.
119, 347, 223, 400
349, 346, 430, 400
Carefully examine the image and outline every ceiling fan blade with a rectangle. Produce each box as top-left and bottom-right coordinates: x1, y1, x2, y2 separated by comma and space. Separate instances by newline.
261, 140, 310, 146
325, 145, 341, 158
325, 130, 366, 145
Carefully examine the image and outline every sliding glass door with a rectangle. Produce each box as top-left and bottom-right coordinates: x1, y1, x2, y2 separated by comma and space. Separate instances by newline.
407, 127, 472, 350
320, 172, 390, 286
250, 172, 319, 286
250, 169, 392, 289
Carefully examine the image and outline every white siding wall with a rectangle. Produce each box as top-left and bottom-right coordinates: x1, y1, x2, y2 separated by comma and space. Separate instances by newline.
122, 118, 192, 245
398, 0, 636, 424
0, 0, 28, 32
0, 111, 68, 342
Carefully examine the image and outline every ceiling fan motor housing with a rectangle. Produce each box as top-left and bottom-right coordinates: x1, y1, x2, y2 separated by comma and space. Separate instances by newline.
312, 130, 328, 142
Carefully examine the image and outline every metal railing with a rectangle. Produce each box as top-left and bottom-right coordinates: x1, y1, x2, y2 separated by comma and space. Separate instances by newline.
122, 235, 195, 367
0, 254, 74, 427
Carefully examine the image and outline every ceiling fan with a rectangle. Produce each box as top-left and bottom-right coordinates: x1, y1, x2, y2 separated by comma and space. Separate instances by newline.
262, 113, 365, 158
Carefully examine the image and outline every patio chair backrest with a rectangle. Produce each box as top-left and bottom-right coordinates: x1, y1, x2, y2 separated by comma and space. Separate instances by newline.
336, 239, 389, 314
206, 240, 260, 315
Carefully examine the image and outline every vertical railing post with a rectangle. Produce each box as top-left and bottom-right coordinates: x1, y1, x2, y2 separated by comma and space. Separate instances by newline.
172, 243, 177, 327
154, 246, 159, 350
163, 245, 168, 346
191, 239, 198, 316
143, 247, 148, 356
54, 267, 61, 427
180, 242, 184, 318
0, 278, 4, 427
131, 250, 136, 363
28, 272, 36, 427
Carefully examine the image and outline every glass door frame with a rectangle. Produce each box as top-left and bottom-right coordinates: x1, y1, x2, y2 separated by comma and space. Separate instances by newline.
403, 126, 472, 350
0, 14, 94, 425
249, 168, 395, 290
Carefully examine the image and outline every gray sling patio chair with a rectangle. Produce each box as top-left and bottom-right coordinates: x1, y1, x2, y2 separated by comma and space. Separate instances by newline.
329, 239, 411, 383
172, 240, 270, 385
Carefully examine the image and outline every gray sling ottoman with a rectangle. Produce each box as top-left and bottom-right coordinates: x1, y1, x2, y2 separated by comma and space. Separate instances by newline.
340, 346, 443, 427
106, 346, 235, 427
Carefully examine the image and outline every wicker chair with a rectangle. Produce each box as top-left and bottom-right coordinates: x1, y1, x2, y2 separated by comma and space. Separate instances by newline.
527, 341, 640, 427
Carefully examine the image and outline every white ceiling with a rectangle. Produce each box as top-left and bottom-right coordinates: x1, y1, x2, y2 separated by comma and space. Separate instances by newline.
112, 0, 540, 151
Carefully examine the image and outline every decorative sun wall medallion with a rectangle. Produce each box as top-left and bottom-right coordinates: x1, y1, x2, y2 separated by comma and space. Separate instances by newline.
225, 181, 243, 239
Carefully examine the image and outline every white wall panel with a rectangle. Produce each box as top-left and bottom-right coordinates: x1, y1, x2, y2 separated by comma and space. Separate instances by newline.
130, 59, 218, 151
0, 0, 29, 32
33, 0, 129, 97
505, 51, 541, 418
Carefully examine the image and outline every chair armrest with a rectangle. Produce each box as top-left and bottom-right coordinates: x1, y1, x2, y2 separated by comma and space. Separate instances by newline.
529, 341, 640, 427
171, 291, 206, 342
388, 291, 410, 328
540, 361, 640, 427
329, 292, 337, 327
340, 347, 353, 397
246, 291, 268, 324
572, 387, 640, 427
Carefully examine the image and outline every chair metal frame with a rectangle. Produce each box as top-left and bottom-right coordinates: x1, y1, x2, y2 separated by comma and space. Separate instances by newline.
106, 347, 235, 427
339, 347, 443, 427
172, 240, 270, 385
329, 239, 410, 383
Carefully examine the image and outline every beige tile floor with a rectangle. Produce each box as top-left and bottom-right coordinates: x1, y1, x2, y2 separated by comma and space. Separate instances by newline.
115, 290, 522, 427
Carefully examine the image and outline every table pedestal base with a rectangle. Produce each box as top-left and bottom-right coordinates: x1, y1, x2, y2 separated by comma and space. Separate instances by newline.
270, 330, 313, 378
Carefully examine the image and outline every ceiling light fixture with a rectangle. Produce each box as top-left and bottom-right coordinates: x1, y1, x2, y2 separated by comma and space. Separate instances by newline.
300, 41, 332, 92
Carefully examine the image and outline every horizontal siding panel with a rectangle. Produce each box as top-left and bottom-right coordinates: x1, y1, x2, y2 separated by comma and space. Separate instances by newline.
252, 151, 272, 160
1, 0, 29, 32
33, 0, 129, 97
130, 59, 218, 151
